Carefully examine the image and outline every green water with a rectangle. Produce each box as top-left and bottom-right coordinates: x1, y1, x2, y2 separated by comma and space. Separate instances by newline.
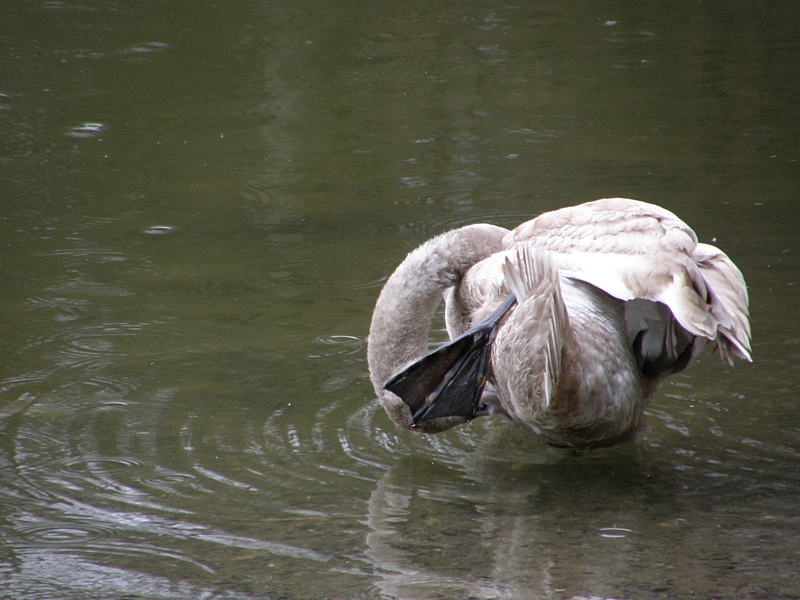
1, 1, 799, 598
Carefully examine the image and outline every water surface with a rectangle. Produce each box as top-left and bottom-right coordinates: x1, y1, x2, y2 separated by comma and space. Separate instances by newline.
1, 1, 799, 598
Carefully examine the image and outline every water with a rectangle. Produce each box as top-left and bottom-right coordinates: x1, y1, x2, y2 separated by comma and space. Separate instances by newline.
1, 1, 799, 598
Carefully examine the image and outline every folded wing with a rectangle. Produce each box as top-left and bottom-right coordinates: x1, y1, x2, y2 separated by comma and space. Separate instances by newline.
503, 198, 751, 364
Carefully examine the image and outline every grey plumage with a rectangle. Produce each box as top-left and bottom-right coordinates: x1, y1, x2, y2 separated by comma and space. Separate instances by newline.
367, 199, 751, 449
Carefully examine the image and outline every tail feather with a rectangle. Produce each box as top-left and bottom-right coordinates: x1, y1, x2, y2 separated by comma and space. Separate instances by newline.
654, 247, 750, 366
694, 244, 751, 364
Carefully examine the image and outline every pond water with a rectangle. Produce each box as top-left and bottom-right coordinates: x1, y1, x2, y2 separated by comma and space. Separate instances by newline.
2, 1, 799, 598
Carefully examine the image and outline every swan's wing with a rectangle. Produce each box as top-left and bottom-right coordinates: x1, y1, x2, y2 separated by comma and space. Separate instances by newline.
504, 198, 751, 363
504, 199, 697, 306
494, 247, 565, 414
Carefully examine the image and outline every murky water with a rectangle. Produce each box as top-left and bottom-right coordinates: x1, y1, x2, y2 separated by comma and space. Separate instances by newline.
2, 1, 799, 598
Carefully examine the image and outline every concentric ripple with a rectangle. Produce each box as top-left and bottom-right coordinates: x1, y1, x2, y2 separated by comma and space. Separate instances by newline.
13, 520, 116, 548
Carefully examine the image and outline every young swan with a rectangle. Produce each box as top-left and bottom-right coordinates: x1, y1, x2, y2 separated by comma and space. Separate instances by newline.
367, 198, 751, 449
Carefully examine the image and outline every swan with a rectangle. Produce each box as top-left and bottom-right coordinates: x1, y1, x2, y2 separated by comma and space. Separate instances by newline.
367, 198, 751, 449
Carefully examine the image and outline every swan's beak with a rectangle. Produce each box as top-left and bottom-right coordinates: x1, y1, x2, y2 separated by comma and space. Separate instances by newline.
383, 294, 516, 425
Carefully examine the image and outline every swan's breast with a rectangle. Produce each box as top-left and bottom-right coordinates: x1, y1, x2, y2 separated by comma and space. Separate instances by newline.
541, 278, 645, 435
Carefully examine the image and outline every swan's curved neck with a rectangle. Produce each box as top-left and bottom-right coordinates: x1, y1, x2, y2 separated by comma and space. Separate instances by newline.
367, 224, 508, 396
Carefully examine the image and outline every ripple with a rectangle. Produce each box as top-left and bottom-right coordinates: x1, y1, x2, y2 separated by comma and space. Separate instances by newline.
142, 225, 177, 235
50, 455, 148, 474
14, 521, 116, 547
120, 41, 169, 55
65, 122, 105, 139
195, 531, 330, 562
599, 526, 632, 539
136, 470, 197, 494
22, 320, 180, 370
310, 335, 364, 358
85, 375, 141, 396
336, 399, 516, 471
193, 464, 258, 491
340, 275, 388, 291
258, 401, 391, 484
16, 452, 152, 491
0, 372, 50, 395
398, 176, 427, 188
23, 295, 93, 322
43, 247, 129, 265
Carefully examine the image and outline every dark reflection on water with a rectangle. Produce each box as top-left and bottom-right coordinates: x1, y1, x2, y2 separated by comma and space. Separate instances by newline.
1, 0, 799, 598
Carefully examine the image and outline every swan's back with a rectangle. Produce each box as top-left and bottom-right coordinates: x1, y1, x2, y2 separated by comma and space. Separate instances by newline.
501, 198, 751, 365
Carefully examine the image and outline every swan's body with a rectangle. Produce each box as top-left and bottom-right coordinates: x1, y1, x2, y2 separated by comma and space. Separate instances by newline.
367, 198, 751, 449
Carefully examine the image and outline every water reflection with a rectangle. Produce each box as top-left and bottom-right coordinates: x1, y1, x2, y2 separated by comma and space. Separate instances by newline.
363, 419, 799, 599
